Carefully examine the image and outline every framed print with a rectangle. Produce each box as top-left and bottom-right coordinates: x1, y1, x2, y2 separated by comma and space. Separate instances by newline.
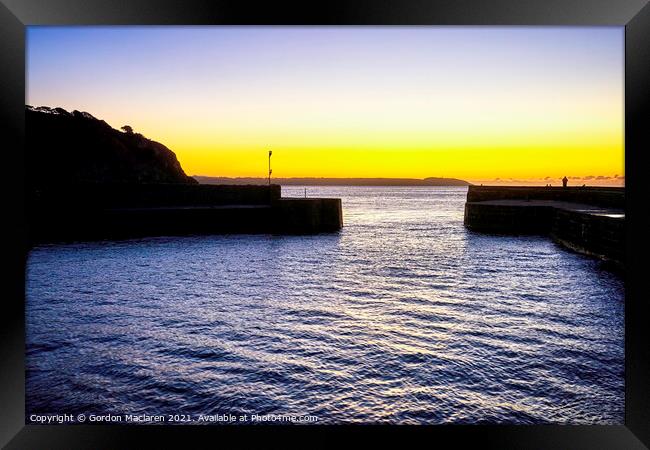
1, 0, 648, 448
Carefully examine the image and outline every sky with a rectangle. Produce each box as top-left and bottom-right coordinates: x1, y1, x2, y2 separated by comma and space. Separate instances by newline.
27, 26, 624, 185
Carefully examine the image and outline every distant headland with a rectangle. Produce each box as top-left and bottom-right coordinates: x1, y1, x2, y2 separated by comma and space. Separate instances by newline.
194, 176, 471, 187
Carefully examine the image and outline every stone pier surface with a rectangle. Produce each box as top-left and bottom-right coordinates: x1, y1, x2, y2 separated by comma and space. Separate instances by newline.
464, 186, 625, 265
29, 184, 343, 243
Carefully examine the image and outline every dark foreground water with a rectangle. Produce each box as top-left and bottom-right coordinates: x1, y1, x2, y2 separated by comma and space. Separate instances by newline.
26, 186, 624, 424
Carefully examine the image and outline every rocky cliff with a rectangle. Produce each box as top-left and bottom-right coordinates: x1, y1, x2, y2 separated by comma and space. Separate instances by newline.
26, 105, 196, 187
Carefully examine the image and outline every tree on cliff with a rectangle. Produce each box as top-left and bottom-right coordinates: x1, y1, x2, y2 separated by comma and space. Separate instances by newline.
26, 106, 197, 187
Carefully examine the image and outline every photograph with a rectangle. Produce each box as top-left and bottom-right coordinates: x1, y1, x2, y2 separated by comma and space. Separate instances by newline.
24, 25, 626, 426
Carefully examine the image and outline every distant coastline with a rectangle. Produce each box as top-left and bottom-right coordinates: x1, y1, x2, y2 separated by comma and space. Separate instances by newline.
194, 176, 471, 187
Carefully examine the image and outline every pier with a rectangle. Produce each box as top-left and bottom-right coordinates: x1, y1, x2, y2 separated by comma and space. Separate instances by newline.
464, 186, 625, 265
28, 184, 343, 243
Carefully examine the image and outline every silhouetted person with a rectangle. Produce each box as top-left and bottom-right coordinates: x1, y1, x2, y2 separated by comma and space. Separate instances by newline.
562, 176, 568, 187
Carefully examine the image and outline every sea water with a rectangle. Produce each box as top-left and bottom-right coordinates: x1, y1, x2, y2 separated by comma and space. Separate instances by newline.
26, 186, 624, 424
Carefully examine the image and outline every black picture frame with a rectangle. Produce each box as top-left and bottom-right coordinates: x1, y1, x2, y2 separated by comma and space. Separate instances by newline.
1, 1, 648, 448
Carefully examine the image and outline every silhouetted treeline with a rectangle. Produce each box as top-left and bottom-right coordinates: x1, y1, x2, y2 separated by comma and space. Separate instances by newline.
26, 105, 196, 189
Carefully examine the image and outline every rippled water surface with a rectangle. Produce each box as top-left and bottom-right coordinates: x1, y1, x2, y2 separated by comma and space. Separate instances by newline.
26, 187, 624, 424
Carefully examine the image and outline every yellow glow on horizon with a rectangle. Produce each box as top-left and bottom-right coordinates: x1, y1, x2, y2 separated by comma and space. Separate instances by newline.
176, 146, 622, 179
121, 107, 623, 182
88, 80, 623, 183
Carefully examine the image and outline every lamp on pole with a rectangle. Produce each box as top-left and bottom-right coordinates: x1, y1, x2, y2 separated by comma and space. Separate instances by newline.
268, 150, 272, 185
